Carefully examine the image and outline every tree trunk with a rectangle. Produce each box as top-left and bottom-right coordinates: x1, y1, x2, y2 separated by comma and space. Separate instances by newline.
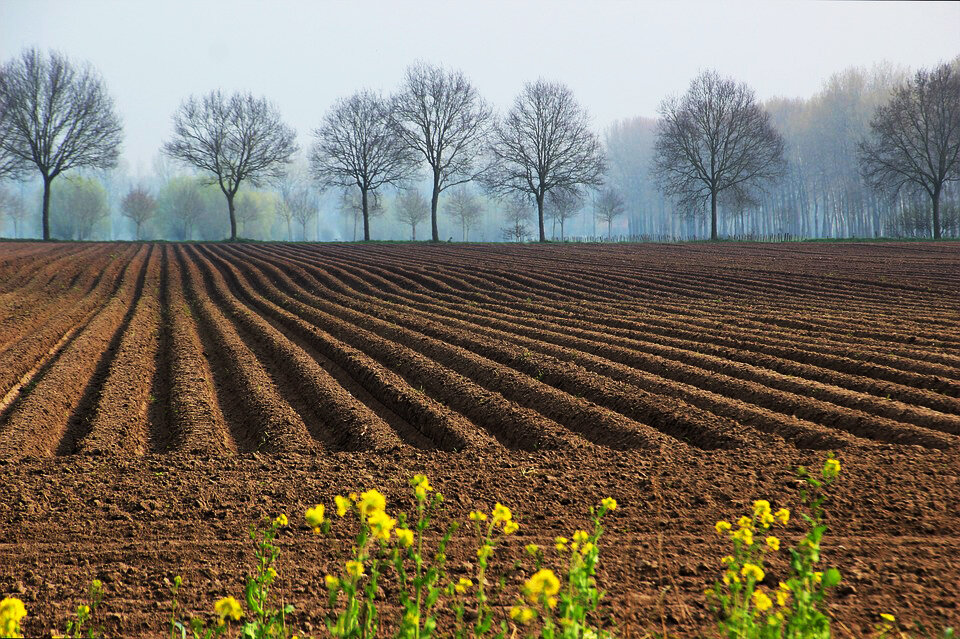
287, 219, 292, 242
932, 186, 942, 240
537, 192, 546, 242
710, 189, 718, 241
361, 188, 370, 241
411, 222, 416, 241
226, 192, 237, 241
41, 175, 53, 241
136, 221, 142, 241
560, 219, 565, 242
608, 218, 612, 240
430, 171, 441, 242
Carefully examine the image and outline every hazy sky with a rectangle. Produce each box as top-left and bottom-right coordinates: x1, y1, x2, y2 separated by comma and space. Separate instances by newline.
2, 0, 958, 173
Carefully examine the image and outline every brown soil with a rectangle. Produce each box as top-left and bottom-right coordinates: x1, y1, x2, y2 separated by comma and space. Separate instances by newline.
0, 240, 958, 637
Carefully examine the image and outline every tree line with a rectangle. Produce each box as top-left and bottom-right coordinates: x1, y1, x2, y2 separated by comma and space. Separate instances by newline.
1, 48, 958, 242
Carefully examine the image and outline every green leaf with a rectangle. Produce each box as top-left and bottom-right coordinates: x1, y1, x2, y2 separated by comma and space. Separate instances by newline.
822, 567, 841, 588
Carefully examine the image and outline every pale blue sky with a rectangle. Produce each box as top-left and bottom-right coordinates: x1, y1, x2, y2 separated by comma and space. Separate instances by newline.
2, 0, 958, 172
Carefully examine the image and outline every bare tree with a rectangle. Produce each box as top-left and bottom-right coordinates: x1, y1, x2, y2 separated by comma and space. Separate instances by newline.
445, 186, 483, 241
653, 70, 785, 240
392, 63, 492, 242
162, 90, 297, 240
277, 178, 318, 241
546, 188, 582, 241
484, 80, 606, 242
501, 199, 532, 242
593, 187, 626, 240
0, 48, 122, 240
859, 62, 960, 239
120, 185, 156, 240
339, 189, 383, 241
311, 90, 414, 241
394, 188, 429, 240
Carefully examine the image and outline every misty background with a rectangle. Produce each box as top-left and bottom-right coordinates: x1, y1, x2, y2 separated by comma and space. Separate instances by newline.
1, 0, 958, 241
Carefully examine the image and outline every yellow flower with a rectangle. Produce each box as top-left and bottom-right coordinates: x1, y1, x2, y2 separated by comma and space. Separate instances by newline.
454, 577, 473, 594
721, 555, 735, 565
774, 508, 790, 525
368, 509, 396, 542
737, 515, 753, 529
572, 530, 589, 544
345, 560, 365, 577
305, 505, 325, 532
580, 542, 596, 555
266, 567, 278, 582
733, 527, 754, 546
509, 606, 537, 624
0, 597, 27, 638
469, 510, 487, 522
880, 614, 896, 623
404, 612, 420, 626
477, 544, 493, 560
766, 536, 780, 551
358, 489, 386, 518
91, 579, 103, 591
395, 527, 414, 547
753, 500, 771, 516
524, 569, 561, 600
555, 536, 568, 551
273, 513, 288, 528
525, 543, 539, 555
722, 571, 740, 585
492, 503, 512, 524
324, 575, 340, 589
776, 589, 790, 607
752, 589, 773, 612
503, 520, 519, 534
411, 474, 433, 500
823, 458, 841, 478
77, 605, 90, 618
779, 581, 791, 591
214, 596, 243, 622
741, 563, 765, 582
547, 596, 558, 609
813, 571, 823, 584
759, 512, 775, 528
334, 495, 352, 517
601, 497, 618, 511
715, 520, 732, 535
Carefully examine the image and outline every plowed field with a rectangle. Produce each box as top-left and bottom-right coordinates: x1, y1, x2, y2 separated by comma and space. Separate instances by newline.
0, 241, 958, 636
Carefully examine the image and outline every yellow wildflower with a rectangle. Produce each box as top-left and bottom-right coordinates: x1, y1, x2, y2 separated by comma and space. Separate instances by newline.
580, 542, 596, 555
759, 512, 775, 528
774, 508, 790, 525
469, 510, 487, 522
555, 536, 568, 551
766, 536, 780, 551
404, 612, 420, 626
273, 513, 288, 528
753, 500, 771, 516
0, 597, 26, 639
503, 520, 519, 534
741, 563, 765, 582
345, 560, 365, 577
813, 571, 823, 584
77, 605, 90, 618
524, 569, 561, 600
214, 596, 242, 622
722, 571, 740, 585
721, 555, 735, 565
880, 614, 896, 623
395, 528, 414, 547
525, 543, 539, 556
752, 589, 773, 612
823, 458, 841, 478
510, 605, 537, 624
776, 589, 790, 607
411, 474, 433, 501
572, 530, 589, 544
547, 596, 558, 609
358, 489, 386, 518
733, 526, 754, 546
737, 515, 753, 529
305, 505, 325, 532
368, 509, 396, 542
477, 544, 493, 560
334, 495, 352, 517
454, 577, 473, 594
91, 579, 103, 591
492, 503, 512, 524
601, 497, 618, 511
715, 520, 732, 535
324, 575, 340, 589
